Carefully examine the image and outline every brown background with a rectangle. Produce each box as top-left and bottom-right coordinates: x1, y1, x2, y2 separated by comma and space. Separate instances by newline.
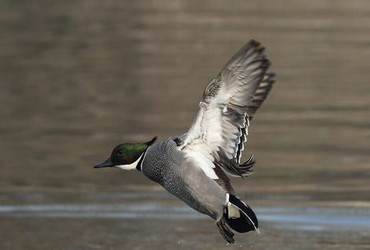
0, 1, 369, 249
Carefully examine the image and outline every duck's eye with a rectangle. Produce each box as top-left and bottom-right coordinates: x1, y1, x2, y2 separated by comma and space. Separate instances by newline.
118, 150, 123, 155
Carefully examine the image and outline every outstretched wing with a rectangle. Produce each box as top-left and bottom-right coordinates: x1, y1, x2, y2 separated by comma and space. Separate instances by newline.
179, 40, 274, 179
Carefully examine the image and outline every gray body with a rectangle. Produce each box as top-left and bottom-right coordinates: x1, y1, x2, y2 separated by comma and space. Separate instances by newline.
141, 138, 226, 220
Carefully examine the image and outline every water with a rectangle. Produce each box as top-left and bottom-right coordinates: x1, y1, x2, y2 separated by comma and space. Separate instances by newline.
1, 1, 370, 249
2, 199, 370, 231
1, 191, 370, 249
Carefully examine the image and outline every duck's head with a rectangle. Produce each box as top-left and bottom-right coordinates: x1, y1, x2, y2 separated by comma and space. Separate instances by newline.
94, 137, 157, 171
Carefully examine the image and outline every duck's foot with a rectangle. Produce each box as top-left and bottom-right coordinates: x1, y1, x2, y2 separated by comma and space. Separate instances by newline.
216, 218, 235, 244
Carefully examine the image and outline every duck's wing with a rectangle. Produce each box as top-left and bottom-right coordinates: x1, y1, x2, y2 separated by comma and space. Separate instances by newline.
179, 40, 275, 179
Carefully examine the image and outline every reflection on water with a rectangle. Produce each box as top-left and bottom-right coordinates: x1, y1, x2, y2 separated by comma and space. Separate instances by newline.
258, 207, 370, 232
1, 191, 370, 249
2, 201, 370, 232
1, 0, 370, 249
0, 203, 205, 220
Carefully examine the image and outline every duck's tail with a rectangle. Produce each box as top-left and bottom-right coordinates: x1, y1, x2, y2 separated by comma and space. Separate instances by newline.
216, 194, 259, 243
224, 193, 259, 233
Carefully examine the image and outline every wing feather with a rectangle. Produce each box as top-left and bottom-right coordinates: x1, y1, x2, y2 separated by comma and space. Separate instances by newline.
180, 40, 274, 179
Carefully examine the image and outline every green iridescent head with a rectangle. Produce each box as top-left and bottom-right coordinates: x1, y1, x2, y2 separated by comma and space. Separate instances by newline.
94, 137, 157, 170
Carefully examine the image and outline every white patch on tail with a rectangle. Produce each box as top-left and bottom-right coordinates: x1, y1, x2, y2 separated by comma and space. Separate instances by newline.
227, 202, 241, 219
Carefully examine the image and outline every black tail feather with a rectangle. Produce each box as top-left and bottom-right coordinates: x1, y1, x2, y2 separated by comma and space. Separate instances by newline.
224, 194, 259, 233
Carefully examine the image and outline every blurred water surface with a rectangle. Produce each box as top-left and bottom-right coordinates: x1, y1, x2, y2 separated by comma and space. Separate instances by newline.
0, 1, 370, 249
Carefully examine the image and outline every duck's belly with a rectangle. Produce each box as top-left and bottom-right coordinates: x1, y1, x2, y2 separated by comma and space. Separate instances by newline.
162, 163, 227, 220
142, 139, 226, 220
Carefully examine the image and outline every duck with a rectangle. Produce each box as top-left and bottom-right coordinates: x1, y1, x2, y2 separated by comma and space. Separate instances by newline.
94, 40, 275, 244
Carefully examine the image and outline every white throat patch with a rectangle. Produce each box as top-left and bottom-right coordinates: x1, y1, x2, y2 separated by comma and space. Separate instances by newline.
116, 152, 144, 170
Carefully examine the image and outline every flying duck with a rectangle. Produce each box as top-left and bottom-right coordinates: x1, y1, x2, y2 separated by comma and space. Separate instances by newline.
94, 40, 275, 243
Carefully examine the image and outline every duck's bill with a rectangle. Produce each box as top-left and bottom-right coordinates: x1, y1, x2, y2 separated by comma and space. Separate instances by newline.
94, 158, 114, 168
